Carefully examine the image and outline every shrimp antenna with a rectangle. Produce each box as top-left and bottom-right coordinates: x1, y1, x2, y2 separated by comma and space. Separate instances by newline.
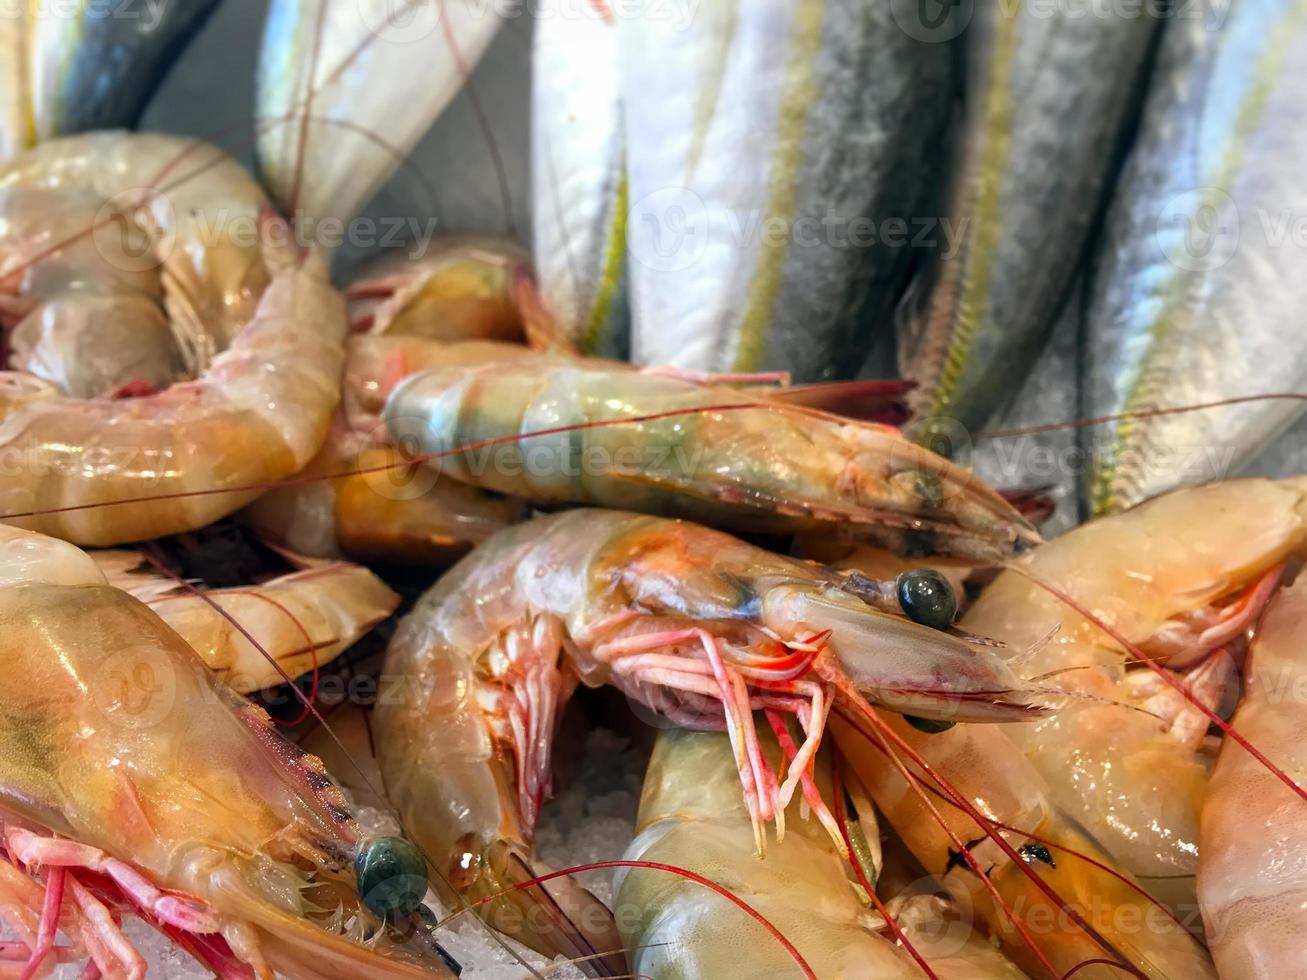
978, 392, 1307, 439
830, 749, 939, 979
1004, 563, 1307, 804
834, 703, 1147, 978
835, 711, 1198, 939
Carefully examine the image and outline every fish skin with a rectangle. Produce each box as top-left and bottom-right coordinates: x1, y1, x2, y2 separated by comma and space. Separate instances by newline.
621, 0, 954, 382
1083, 0, 1307, 515
0, 1, 218, 158
898, 0, 1162, 433
531, 0, 629, 358
257, 0, 503, 230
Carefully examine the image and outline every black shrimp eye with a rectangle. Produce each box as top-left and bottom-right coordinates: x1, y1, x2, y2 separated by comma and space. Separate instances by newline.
896, 568, 958, 630
355, 836, 428, 920
905, 714, 956, 734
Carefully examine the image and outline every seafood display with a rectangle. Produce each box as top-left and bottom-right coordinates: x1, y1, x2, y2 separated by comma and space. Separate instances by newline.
373, 508, 1049, 963
3, 1, 1307, 977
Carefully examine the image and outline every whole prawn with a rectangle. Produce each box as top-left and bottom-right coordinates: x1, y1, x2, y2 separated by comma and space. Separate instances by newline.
386, 357, 1040, 561
373, 508, 1052, 965
961, 477, 1307, 908
0, 133, 348, 546
0, 523, 452, 978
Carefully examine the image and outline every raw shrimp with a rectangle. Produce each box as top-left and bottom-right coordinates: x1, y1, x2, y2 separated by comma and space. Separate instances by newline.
2, 132, 271, 395
1198, 573, 1307, 977
962, 477, 1307, 908
834, 711, 1216, 979
346, 235, 530, 343
386, 359, 1041, 561
614, 725, 1028, 978
0, 133, 348, 546
373, 509, 1051, 966
92, 547, 399, 694
0, 523, 452, 978
246, 237, 537, 563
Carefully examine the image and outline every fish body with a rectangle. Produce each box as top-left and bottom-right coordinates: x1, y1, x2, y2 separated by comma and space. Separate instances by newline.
1084, 0, 1307, 514
622, 0, 953, 381
1, 0, 219, 158
899, 0, 1161, 432
257, 0, 503, 227
531, 0, 629, 357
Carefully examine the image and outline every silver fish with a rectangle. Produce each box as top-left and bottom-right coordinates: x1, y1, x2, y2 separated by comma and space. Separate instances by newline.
531, 0, 628, 358
0, 0, 218, 159
897, 0, 1162, 433
1083, 0, 1307, 515
621, 0, 953, 382
257, 0, 503, 229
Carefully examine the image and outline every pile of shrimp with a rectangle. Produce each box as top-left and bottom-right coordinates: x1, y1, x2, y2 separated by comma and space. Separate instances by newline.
0, 3, 1303, 980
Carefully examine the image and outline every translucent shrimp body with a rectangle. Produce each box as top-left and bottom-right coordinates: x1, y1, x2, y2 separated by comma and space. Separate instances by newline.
615, 726, 1029, 979
835, 713, 1216, 979
1198, 574, 1307, 977
374, 509, 1049, 963
0, 133, 348, 546
962, 477, 1307, 906
93, 548, 399, 693
386, 359, 1040, 561
0, 524, 447, 978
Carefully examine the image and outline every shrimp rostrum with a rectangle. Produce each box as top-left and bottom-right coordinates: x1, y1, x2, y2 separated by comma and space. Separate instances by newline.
0, 524, 452, 978
374, 509, 1056, 966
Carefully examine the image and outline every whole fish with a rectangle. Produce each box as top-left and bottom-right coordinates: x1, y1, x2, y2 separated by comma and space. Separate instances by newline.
621, 0, 953, 381
257, 0, 503, 229
1083, 0, 1307, 515
897, 0, 1162, 433
531, 0, 628, 357
0, 0, 219, 159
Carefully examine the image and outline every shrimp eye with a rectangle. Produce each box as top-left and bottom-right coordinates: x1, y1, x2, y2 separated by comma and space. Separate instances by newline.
355, 836, 428, 920
896, 569, 957, 630
905, 714, 956, 734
